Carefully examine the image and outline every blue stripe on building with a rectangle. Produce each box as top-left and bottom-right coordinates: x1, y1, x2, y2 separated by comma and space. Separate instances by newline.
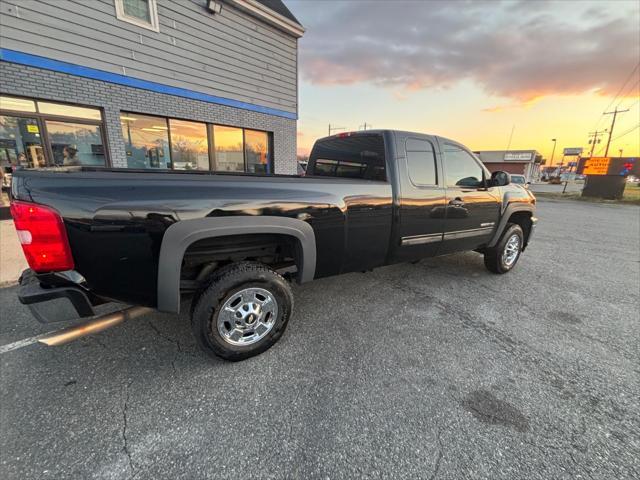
0, 49, 297, 120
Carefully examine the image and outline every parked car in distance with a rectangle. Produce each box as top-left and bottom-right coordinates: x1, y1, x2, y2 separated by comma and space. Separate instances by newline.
12, 130, 537, 361
510, 174, 529, 187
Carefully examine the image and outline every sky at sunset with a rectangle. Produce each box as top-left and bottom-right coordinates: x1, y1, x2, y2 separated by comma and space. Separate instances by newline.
288, 0, 640, 163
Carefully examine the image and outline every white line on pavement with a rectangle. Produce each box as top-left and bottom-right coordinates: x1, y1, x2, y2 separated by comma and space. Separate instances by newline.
0, 334, 47, 354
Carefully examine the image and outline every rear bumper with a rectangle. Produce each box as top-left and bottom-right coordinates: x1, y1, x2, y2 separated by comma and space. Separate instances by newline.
19, 269, 96, 323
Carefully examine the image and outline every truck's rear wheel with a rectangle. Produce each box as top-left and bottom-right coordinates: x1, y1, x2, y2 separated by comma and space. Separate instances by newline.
483, 223, 524, 274
191, 262, 293, 361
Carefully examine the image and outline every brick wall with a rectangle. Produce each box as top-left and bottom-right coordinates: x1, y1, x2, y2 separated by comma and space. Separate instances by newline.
0, 62, 298, 174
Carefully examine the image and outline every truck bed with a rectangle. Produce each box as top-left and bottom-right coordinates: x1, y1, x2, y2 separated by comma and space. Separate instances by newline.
11, 168, 394, 307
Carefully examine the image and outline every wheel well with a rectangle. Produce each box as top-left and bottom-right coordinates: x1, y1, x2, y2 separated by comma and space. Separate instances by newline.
180, 233, 301, 292
508, 211, 533, 247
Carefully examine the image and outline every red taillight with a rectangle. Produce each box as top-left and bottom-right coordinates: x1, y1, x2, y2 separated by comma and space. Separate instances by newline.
10, 200, 74, 272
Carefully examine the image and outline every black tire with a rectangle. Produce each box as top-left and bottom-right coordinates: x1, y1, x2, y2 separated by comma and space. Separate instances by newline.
191, 262, 294, 361
483, 223, 524, 274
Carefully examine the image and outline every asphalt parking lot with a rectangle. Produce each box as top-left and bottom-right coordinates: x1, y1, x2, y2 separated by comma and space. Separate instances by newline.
1, 198, 639, 480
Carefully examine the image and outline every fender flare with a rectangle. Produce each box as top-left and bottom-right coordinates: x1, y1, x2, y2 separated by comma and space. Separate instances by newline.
156, 216, 316, 313
487, 204, 535, 248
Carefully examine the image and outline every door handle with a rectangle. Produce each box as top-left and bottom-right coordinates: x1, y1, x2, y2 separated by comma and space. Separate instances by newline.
448, 198, 465, 207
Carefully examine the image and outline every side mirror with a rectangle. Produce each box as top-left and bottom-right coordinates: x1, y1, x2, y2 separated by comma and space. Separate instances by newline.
491, 171, 511, 187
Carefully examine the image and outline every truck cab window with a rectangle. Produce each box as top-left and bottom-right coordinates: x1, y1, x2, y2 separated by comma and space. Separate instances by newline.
444, 145, 484, 188
406, 138, 437, 186
308, 134, 386, 181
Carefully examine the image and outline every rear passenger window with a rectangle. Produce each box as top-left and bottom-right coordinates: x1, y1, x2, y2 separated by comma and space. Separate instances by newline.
308, 134, 386, 181
406, 138, 437, 185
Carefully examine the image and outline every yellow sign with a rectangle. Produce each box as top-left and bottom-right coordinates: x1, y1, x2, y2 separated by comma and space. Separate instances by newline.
26, 124, 39, 133
583, 157, 610, 175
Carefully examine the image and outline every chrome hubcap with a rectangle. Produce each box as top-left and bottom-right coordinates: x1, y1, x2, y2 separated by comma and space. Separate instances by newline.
217, 288, 278, 346
502, 234, 521, 267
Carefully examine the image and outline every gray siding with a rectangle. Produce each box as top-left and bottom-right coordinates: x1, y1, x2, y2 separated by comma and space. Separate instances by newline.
0, 62, 298, 174
0, 0, 298, 114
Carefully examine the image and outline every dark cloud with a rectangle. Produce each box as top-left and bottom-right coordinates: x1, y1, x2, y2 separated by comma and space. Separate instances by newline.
292, 0, 640, 101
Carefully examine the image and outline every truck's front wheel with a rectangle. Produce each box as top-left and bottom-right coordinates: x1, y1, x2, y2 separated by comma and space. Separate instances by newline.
483, 223, 524, 274
191, 262, 293, 361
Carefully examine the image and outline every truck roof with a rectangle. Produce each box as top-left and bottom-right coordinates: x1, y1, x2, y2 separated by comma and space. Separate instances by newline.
316, 130, 465, 149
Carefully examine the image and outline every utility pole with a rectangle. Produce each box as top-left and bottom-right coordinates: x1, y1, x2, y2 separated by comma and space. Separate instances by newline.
328, 124, 345, 136
603, 107, 630, 156
359, 122, 371, 131
619, 148, 623, 159
587, 130, 607, 157
549, 138, 557, 166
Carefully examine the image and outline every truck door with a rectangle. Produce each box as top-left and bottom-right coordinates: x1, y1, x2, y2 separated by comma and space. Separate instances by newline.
439, 142, 501, 254
391, 136, 446, 262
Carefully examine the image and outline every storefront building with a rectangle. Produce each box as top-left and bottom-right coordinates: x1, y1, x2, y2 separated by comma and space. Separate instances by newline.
0, 0, 304, 204
473, 150, 543, 181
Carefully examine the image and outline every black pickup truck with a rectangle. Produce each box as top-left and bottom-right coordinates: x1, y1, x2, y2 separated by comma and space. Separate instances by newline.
11, 130, 537, 360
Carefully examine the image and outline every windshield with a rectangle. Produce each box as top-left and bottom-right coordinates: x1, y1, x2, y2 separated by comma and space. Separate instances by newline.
511, 175, 526, 184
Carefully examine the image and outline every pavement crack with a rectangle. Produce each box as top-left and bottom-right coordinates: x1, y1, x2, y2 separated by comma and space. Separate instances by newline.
121, 379, 136, 479
147, 320, 196, 359
429, 426, 444, 480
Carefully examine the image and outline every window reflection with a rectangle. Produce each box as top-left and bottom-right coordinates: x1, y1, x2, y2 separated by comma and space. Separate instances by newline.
0, 116, 45, 168
213, 125, 244, 172
245, 129, 270, 174
118, 112, 273, 174
121, 113, 171, 169
169, 119, 209, 170
46, 121, 106, 166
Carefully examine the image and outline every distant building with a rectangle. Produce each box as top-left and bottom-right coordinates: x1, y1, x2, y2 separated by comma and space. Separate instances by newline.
473, 150, 543, 180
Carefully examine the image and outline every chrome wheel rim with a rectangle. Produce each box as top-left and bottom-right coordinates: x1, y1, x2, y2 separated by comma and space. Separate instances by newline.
502, 234, 521, 267
217, 287, 278, 346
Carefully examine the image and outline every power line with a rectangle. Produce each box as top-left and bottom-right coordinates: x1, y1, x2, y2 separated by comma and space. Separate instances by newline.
615, 77, 640, 109
592, 61, 640, 132
593, 124, 639, 156
603, 62, 639, 113
610, 123, 640, 142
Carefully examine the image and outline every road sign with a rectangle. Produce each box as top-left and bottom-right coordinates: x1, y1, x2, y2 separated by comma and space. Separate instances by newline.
563, 147, 583, 156
583, 157, 610, 175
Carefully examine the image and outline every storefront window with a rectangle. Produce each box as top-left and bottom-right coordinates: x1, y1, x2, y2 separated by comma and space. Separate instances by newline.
0, 96, 108, 169
46, 121, 106, 166
38, 102, 102, 121
118, 112, 273, 174
245, 129, 270, 174
213, 125, 244, 172
121, 113, 171, 169
0, 116, 46, 169
169, 119, 209, 170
